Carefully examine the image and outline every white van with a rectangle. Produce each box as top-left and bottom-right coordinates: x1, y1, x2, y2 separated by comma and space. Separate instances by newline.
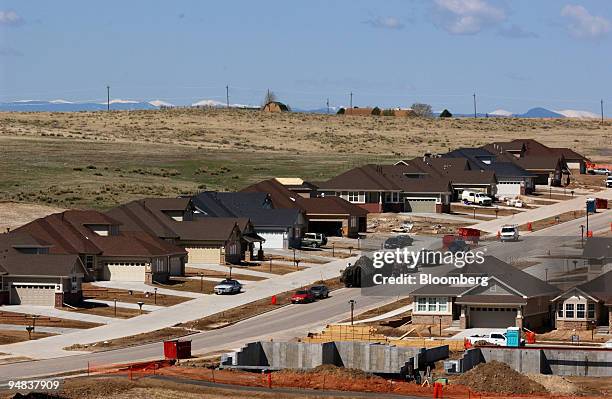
461, 191, 492, 206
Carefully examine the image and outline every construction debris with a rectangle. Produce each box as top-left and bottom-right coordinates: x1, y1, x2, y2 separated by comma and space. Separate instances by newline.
454, 361, 547, 395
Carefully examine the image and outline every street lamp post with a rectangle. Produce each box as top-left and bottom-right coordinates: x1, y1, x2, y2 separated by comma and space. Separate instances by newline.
580, 224, 585, 247
113, 298, 117, 317
349, 299, 356, 325
154, 287, 158, 305
199, 273, 204, 292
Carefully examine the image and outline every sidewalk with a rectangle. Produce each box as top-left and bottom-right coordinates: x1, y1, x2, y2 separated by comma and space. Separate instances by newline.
0, 256, 358, 359
471, 188, 612, 233
91, 281, 205, 299
0, 324, 83, 335
186, 263, 279, 279
84, 299, 165, 312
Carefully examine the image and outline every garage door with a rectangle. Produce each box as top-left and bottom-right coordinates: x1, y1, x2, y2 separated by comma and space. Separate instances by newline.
308, 221, 343, 236
169, 257, 183, 276
103, 262, 146, 281
405, 199, 437, 213
469, 307, 517, 328
496, 182, 522, 197
11, 284, 56, 306
566, 161, 581, 170
186, 247, 221, 264
258, 231, 286, 249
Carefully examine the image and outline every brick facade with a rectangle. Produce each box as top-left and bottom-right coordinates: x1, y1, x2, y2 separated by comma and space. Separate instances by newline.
411, 314, 453, 327
556, 319, 594, 330
54, 291, 83, 307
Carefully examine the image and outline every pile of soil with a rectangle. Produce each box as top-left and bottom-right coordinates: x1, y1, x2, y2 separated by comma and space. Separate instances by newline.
384, 235, 414, 249
454, 361, 547, 395
527, 374, 580, 395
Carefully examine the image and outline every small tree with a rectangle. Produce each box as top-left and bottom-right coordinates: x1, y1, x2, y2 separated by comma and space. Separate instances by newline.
371, 107, 381, 116
439, 109, 453, 118
262, 90, 277, 106
411, 103, 433, 118
337, 108, 346, 115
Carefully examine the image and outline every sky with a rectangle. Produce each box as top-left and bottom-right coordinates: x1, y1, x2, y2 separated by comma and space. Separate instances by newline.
0, 0, 611, 113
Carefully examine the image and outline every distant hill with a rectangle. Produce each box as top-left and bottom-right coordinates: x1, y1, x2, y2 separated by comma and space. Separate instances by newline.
0, 100, 158, 112
515, 107, 564, 118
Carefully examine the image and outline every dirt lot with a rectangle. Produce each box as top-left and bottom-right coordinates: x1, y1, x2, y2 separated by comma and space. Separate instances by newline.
0, 201, 64, 231
0, 311, 102, 329
65, 327, 193, 352
0, 329, 54, 344
64, 302, 146, 319
151, 277, 217, 295
82, 283, 190, 306
351, 297, 412, 322
368, 213, 465, 236
537, 328, 609, 344
1, 109, 610, 210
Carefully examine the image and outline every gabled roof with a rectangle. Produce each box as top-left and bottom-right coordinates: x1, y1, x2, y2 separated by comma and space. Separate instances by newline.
191, 191, 302, 229
0, 230, 52, 251
582, 237, 612, 259
13, 210, 186, 258
241, 179, 368, 217
443, 148, 534, 178
0, 253, 87, 277
555, 270, 612, 305
411, 256, 559, 299
106, 199, 242, 243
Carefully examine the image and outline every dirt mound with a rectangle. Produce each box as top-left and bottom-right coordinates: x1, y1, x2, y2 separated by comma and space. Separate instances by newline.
454, 361, 546, 395
527, 374, 580, 395
384, 235, 414, 249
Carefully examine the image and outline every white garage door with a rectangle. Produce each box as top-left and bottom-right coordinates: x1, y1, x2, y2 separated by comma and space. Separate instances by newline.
11, 284, 56, 306
496, 182, 522, 197
405, 199, 437, 213
469, 307, 517, 328
103, 262, 146, 281
186, 247, 221, 264
566, 161, 581, 170
258, 231, 286, 249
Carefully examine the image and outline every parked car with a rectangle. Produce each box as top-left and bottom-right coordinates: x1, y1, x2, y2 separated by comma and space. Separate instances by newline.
214, 279, 242, 295
448, 239, 470, 254
461, 191, 492, 206
606, 176, 612, 188
591, 167, 611, 175
291, 289, 315, 303
301, 232, 327, 248
466, 331, 525, 346
500, 224, 519, 242
309, 285, 329, 299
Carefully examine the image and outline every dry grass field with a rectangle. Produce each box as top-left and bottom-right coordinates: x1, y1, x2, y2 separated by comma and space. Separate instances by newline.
0, 108, 610, 211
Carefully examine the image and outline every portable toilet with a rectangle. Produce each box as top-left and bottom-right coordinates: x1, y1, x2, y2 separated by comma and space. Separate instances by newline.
506, 327, 520, 347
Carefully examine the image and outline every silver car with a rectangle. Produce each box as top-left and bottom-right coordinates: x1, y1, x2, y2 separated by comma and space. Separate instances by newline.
214, 279, 242, 295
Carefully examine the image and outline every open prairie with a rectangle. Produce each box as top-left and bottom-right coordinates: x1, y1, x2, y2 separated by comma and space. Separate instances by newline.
0, 108, 610, 210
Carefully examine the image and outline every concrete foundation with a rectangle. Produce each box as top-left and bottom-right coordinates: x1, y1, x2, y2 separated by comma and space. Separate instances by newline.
457, 346, 612, 377
222, 341, 449, 378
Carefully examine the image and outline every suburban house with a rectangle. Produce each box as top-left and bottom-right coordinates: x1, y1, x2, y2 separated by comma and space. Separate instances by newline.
552, 270, 611, 331
0, 231, 88, 307
8, 210, 186, 284
395, 157, 498, 200
316, 164, 453, 213
106, 198, 257, 265
409, 257, 559, 329
483, 139, 581, 185
442, 147, 536, 196
190, 191, 306, 249
581, 237, 612, 276
241, 178, 367, 237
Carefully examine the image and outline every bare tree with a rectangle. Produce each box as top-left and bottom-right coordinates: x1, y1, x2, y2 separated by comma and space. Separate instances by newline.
263, 90, 277, 105
411, 103, 433, 118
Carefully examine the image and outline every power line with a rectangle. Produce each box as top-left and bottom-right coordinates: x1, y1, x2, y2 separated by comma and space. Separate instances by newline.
349, 92, 353, 108
226, 85, 230, 108
106, 85, 110, 112
601, 99, 605, 124
473, 93, 477, 118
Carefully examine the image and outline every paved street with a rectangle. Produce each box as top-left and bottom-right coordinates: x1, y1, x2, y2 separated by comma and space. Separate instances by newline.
472, 188, 612, 233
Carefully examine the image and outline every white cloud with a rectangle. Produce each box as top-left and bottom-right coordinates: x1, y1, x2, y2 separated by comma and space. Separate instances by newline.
432, 0, 506, 35
561, 5, 610, 39
364, 16, 405, 30
0, 10, 23, 26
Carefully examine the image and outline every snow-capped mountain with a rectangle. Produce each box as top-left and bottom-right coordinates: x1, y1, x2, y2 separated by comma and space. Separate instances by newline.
554, 109, 599, 119
0, 99, 157, 112
489, 109, 513, 117
149, 99, 174, 107
191, 99, 257, 108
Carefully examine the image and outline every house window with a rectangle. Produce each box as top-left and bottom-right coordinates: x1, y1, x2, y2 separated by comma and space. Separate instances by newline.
576, 303, 586, 319
439, 301, 448, 312
587, 303, 595, 319
417, 298, 427, 312
85, 255, 94, 270
557, 306, 563, 318
428, 297, 437, 312
565, 303, 574, 318
384, 192, 400, 203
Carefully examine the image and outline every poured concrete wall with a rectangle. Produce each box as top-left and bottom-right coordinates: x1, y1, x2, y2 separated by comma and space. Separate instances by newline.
459, 347, 612, 377
223, 341, 449, 376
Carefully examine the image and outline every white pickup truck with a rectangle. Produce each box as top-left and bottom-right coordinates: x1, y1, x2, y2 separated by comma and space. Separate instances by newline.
466, 331, 524, 346
500, 224, 519, 242
461, 191, 492, 206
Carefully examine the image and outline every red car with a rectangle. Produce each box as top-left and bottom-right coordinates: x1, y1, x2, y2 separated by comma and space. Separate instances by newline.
291, 289, 315, 304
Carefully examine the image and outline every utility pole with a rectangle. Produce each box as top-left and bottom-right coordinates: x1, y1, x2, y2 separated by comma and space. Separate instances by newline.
601, 99, 604, 124
473, 93, 477, 118
106, 85, 110, 112
326, 98, 330, 114
350, 92, 353, 108
226, 85, 230, 108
